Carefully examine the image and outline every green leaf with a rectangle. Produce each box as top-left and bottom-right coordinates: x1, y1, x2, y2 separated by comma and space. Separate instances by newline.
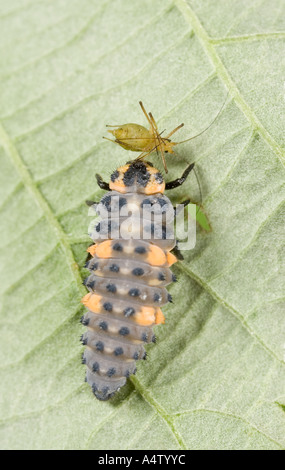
0, 0, 284, 450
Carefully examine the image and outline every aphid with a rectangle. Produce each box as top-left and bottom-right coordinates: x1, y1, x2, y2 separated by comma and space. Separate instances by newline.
81, 159, 195, 400
104, 99, 227, 172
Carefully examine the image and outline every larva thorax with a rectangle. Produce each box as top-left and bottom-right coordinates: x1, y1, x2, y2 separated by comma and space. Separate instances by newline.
81, 161, 178, 400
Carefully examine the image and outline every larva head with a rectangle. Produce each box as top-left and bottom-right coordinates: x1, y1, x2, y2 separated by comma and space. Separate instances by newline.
109, 160, 165, 195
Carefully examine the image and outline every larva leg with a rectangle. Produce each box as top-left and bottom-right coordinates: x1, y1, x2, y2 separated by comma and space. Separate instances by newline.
171, 245, 184, 261
165, 163, 195, 190
96, 174, 110, 191
85, 200, 99, 207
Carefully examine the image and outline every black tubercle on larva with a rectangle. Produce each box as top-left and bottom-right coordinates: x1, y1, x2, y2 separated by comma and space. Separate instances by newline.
135, 245, 146, 254
113, 242, 123, 251
153, 293, 162, 302
80, 315, 89, 326
107, 367, 116, 377
114, 347, 124, 356
106, 283, 117, 293
86, 280, 95, 290
101, 194, 112, 210
141, 332, 148, 342
123, 161, 151, 187
109, 263, 120, 272
128, 288, 140, 297
124, 307, 135, 317
141, 198, 152, 207
103, 302, 113, 312
99, 321, 108, 331
92, 362, 99, 372
119, 197, 127, 208
95, 341, 104, 351
110, 170, 119, 182
132, 267, 144, 276
119, 326, 130, 336
155, 172, 163, 183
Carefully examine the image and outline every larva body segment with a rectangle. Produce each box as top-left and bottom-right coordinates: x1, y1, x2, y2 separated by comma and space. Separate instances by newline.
81, 161, 178, 400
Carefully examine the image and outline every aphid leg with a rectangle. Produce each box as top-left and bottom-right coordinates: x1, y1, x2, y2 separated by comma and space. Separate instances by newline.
135, 143, 159, 162
96, 173, 110, 191
139, 103, 162, 158
146, 111, 169, 172
160, 147, 168, 173
165, 163, 195, 190
141, 105, 162, 165
103, 135, 124, 146
139, 101, 155, 128
135, 128, 166, 162
148, 111, 159, 131
164, 122, 184, 139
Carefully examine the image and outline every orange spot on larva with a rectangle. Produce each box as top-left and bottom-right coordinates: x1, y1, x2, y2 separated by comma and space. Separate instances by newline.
155, 308, 165, 324
87, 244, 97, 257
166, 252, 177, 266
109, 180, 127, 193
95, 240, 113, 258
135, 306, 156, 326
81, 293, 102, 313
147, 245, 166, 266
144, 181, 165, 195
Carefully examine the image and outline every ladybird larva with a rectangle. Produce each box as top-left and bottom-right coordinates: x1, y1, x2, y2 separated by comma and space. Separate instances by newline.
81, 160, 195, 400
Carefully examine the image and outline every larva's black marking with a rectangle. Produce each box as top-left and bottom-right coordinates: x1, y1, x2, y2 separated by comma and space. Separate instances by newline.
103, 302, 113, 312
81, 160, 195, 401
124, 307, 135, 317
113, 242, 123, 252
99, 321, 108, 331
122, 161, 150, 187
135, 246, 146, 254
110, 170, 119, 182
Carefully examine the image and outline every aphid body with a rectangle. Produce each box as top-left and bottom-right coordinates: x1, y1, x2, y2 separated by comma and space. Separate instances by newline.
105, 102, 184, 172
81, 160, 194, 400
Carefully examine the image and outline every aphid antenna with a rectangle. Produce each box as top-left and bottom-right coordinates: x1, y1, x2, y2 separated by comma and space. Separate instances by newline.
174, 91, 229, 145
105, 124, 126, 127
193, 165, 203, 216
102, 135, 120, 144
